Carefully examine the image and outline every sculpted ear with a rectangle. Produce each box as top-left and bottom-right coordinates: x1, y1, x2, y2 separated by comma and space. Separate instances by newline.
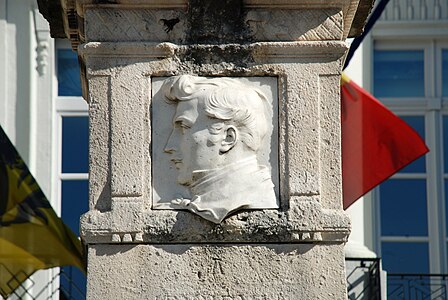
220, 126, 237, 154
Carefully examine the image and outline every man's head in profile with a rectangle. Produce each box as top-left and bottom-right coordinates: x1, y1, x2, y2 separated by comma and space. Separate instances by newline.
162, 75, 277, 223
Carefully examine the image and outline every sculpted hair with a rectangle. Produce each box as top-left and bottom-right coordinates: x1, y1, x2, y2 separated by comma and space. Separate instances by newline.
163, 75, 270, 151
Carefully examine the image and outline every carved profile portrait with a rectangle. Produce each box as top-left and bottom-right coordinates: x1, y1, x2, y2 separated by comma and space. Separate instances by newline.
152, 75, 279, 223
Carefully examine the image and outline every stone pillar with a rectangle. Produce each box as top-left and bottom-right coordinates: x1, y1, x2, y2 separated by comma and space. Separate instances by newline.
39, 0, 373, 298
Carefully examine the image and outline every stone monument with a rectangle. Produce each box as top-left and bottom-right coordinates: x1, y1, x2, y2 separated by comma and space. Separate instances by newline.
38, 0, 373, 298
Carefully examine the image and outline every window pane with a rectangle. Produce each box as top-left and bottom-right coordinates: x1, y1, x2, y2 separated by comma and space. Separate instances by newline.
58, 49, 82, 96
446, 180, 448, 236
60, 266, 86, 300
444, 116, 448, 173
382, 242, 429, 273
61, 180, 89, 235
374, 50, 425, 98
380, 179, 427, 236
398, 116, 426, 173
443, 50, 448, 96
62, 116, 89, 173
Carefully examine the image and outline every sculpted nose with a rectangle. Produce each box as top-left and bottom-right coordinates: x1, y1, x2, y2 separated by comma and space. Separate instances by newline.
164, 131, 177, 154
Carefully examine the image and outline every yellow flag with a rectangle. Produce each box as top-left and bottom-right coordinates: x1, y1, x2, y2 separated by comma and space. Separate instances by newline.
0, 126, 85, 298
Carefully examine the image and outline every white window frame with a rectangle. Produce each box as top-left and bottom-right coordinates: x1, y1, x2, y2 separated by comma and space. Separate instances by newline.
368, 38, 448, 274
52, 40, 89, 219
48, 39, 88, 300
439, 42, 448, 267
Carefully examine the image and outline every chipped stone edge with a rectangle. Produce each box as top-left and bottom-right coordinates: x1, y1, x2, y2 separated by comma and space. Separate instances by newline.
78, 41, 348, 60
80, 199, 351, 245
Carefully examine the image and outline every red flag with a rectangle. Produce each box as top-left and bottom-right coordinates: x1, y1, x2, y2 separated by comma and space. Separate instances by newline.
341, 74, 429, 210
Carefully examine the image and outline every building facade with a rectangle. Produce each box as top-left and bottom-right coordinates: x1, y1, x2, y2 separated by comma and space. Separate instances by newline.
1, 0, 448, 299
346, 0, 448, 298
0, 0, 87, 298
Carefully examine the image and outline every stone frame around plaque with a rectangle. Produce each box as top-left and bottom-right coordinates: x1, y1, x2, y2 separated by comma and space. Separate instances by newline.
79, 42, 350, 244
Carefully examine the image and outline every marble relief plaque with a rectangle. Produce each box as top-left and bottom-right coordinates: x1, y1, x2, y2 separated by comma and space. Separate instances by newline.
152, 76, 279, 223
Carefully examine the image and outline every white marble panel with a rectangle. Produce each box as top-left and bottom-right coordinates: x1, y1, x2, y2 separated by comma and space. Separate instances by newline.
151, 76, 279, 222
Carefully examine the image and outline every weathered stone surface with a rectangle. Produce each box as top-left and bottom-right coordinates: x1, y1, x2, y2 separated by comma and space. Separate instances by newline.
246, 9, 343, 41
87, 243, 347, 300
109, 66, 147, 197
79, 41, 350, 242
84, 8, 187, 43
187, 0, 251, 44
40, 0, 374, 48
88, 75, 111, 212
84, 6, 346, 44
319, 75, 343, 209
81, 197, 350, 244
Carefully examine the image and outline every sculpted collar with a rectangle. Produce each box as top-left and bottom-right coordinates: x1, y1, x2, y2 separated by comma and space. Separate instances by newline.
171, 156, 276, 223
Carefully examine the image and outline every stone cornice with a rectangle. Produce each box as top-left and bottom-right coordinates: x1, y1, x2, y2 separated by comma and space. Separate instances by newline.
38, 0, 374, 49
78, 41, 348, 60
80, 199, 351, 244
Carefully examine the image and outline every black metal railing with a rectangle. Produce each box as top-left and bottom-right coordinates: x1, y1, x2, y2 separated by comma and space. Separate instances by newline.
346, 257, 382, 300
387, 274, 448, 299
2, 266, 85, 300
